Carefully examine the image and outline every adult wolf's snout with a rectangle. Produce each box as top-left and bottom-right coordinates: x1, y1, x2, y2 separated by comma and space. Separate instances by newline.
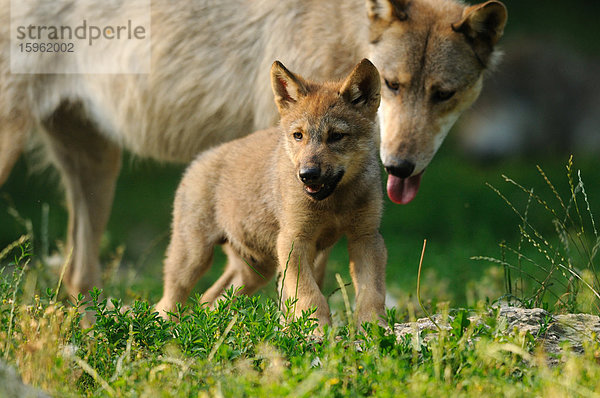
384, 160, 415, 179
384, 158, 423, 205
299, 166, 321, 183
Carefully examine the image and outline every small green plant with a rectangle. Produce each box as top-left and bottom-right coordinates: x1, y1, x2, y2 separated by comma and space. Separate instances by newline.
0, 235, 32, 360
475, 156, 599, 313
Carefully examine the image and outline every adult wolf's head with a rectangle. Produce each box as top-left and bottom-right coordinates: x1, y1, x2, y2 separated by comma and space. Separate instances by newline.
271, 59, 381, 201
366, 0, 507, 204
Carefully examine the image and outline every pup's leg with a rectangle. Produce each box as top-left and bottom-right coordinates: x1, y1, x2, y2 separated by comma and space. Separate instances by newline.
202, 244, 275, 304
155, 221, 217, 318
313, 247, 332, 289
277, 234, 331, 328
347, 231, 387, 327
42, 103, 121, 299
200, 243, 242, 304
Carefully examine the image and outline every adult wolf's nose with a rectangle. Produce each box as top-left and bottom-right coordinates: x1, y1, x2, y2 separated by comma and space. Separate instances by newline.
385, 160, 415, 178
299, 166, 321, 183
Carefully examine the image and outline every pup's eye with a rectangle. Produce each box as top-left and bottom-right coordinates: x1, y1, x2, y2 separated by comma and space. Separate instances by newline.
432, 90, 456, 102
384, 79, 400, 92
293, 131, 303, 141
328, 131, 345, 143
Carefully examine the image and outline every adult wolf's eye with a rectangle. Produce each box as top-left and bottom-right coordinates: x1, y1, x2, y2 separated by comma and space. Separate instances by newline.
385, 79, 400, 92
328, 131, 345, 143
432, 90, 455, 102
293, 131, 303, 141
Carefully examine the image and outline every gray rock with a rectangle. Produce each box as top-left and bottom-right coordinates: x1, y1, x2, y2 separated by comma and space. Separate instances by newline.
0, 360, 49, 398
393, 306, 600, 361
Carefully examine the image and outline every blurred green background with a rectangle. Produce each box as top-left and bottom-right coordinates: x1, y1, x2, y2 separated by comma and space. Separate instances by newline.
1, 0, 599, 311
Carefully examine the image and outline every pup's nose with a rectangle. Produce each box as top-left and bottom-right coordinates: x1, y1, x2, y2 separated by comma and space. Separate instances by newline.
385, 160, 415, 178
299, 166, 321, 183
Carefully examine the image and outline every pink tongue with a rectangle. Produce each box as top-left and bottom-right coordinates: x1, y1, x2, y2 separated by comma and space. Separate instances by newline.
386, 172, 423, 204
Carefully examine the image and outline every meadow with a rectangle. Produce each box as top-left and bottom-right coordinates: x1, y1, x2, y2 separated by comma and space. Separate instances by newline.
2, 0, 600, 394
1, 143, 599, 396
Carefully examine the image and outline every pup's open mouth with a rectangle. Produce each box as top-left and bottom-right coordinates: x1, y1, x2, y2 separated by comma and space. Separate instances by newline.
303, 172, 344, 201
386, 171, 424, 205
305, 184, 324, 194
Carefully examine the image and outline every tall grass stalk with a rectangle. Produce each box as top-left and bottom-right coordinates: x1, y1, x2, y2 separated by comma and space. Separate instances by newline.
474, 157, 599, 313
416, 239, 441, 331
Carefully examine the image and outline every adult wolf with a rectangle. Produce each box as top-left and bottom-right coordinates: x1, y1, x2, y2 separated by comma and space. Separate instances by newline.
0, 0, 507, 297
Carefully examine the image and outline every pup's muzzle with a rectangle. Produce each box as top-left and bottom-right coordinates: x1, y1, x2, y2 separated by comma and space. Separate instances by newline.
299, 166, 321, 183
298, 166, 344, 201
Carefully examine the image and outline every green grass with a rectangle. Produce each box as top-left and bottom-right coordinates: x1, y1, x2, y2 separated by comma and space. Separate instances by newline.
2, 144, 600, 397
1, 243, 600, 397
1, 152, 599, 396
474, 156, 600, 313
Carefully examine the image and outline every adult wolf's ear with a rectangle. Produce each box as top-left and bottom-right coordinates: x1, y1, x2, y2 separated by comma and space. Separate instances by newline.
366, 0, 409, 42
366, 0, 409, 22
452, 1, 508, 67
271, 61, 309, 113
340, 59, 381, 116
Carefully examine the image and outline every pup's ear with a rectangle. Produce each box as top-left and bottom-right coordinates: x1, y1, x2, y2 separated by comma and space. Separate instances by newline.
366, 0, 409, 22
339, 59, 381, 116
271, 61, 309, 113
452, 1, 507, 67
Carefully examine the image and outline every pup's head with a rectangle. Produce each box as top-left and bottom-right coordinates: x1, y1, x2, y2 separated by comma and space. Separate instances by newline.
366, 0, 507, 204
271, 59, 381, 201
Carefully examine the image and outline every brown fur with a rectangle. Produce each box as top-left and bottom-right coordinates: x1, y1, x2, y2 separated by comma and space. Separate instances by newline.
155, 60, 386, 328
0, 0, 506, 297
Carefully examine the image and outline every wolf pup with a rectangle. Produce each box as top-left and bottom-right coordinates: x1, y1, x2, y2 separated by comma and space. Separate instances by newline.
156, 59, 385, 328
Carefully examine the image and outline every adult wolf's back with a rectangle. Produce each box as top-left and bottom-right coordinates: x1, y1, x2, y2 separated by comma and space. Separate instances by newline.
0, 0, 506, 297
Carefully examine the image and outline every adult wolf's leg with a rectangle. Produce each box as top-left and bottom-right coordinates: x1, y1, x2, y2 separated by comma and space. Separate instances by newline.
0, 117, 28, 187
42, 102, 122, 298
